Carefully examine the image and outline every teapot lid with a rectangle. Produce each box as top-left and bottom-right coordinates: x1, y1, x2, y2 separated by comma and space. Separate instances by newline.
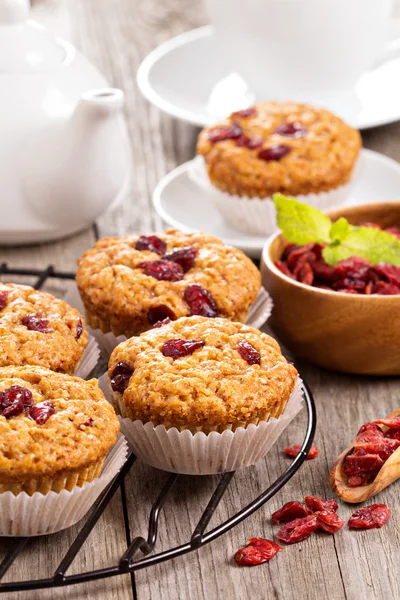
0, 0, 70, 72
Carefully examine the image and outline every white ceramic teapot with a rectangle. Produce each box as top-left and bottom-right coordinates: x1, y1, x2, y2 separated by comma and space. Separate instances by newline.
0, 0, 131, 244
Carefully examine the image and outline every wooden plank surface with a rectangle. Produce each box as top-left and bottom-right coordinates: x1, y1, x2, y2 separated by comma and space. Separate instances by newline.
2, 0, 400, 599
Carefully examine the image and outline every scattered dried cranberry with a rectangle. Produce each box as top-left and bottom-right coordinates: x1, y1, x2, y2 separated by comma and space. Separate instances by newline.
29, 401, 55, 425
272, 501, 312, 525
110, 362, 134, 393
162, 338, 205, 359
283, 444, 319, 460
148, 305, 176, 325
316, 511, 345, 534
258, 144, 291, 162
135, 235, 166, 255
184, 284, 218, 318
274, 122, 307, 138
0, 290, 9, 311
76, 318, 83, 340
137, 260, 184, 282
276, 515, 319, 544
234, 538, 281, 566
152, 317, 171, 328
21, 313, 50, 333
208, 124, 242, 143
348, 504, 391, 529
162, 246, 198, 272
304, 496, 338, 513
236, 340, 261, 365
231, 107, 257, 118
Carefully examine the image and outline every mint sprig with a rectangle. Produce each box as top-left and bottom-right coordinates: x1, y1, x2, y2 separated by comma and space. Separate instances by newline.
273, 194, 400, 267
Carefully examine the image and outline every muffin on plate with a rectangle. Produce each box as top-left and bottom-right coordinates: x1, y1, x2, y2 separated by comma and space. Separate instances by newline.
0, 366, 120, 495
107, 316, 300, 474
196, 101, 362, 235
76, 229, 261, 337
0, 284, 88, 374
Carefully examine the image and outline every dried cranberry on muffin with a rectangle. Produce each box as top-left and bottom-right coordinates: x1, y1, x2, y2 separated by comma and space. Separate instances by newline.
76, 229, 261, 337
0, 284, 88, 374
108, 316, 297, 433
0, 366, 119, 495
196, 102, 361, 235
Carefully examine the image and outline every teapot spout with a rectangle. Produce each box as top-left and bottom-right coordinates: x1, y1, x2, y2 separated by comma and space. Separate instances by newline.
22, 88, 131, 230
76, 88, 125, 119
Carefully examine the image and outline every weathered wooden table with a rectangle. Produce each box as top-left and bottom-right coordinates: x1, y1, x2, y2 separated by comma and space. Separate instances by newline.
2, 1, 400, 598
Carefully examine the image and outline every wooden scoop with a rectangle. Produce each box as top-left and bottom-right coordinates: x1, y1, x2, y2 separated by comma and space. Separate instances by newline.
330, 409, 400, 503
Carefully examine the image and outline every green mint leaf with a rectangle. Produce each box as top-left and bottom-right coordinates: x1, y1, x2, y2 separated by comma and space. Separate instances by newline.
329, 217, 352, 243
273, 193, 331, 245
322, 226, 400, 266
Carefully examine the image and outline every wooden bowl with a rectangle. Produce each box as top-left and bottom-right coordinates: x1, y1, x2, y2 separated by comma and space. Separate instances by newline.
260, 203, 400, 375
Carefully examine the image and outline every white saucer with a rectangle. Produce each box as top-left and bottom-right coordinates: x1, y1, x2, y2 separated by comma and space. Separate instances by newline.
153, 149, 400, 258
138, 26, 400, 130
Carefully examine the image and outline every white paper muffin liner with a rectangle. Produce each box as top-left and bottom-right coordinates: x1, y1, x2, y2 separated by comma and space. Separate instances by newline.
65, 283, 273, 358
0, 434, 129, 537
188, 155, 365, 236
99, 373, 304, 475
74, 334, 101, 379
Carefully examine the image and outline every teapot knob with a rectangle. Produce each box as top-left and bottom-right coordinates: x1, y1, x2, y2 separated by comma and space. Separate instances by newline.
0, 0, 29, 24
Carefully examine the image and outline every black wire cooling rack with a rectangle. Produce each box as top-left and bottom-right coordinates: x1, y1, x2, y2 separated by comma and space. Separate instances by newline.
0, 264, 317, 593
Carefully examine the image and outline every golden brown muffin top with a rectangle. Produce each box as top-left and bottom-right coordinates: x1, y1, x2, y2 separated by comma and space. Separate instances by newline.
0, 366, 119, 483
0, 284, 88, 374
108, 316, 297, 432
76, 230, 261, 334
197, 101, 361, 197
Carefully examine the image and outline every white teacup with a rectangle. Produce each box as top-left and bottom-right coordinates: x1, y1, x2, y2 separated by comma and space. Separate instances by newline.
204, 0, 400, 102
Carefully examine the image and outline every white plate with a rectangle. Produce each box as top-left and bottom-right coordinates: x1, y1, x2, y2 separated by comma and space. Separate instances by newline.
153, 149, 400, 258
138, 25, 400, 130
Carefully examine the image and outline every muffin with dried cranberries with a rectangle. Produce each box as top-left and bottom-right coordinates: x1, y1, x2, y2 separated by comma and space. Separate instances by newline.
107, 317, 301, 474
196, 101, 362, 235
0, 283, 88, 374
76, 229, 261, 337
0, 366, 119, 495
